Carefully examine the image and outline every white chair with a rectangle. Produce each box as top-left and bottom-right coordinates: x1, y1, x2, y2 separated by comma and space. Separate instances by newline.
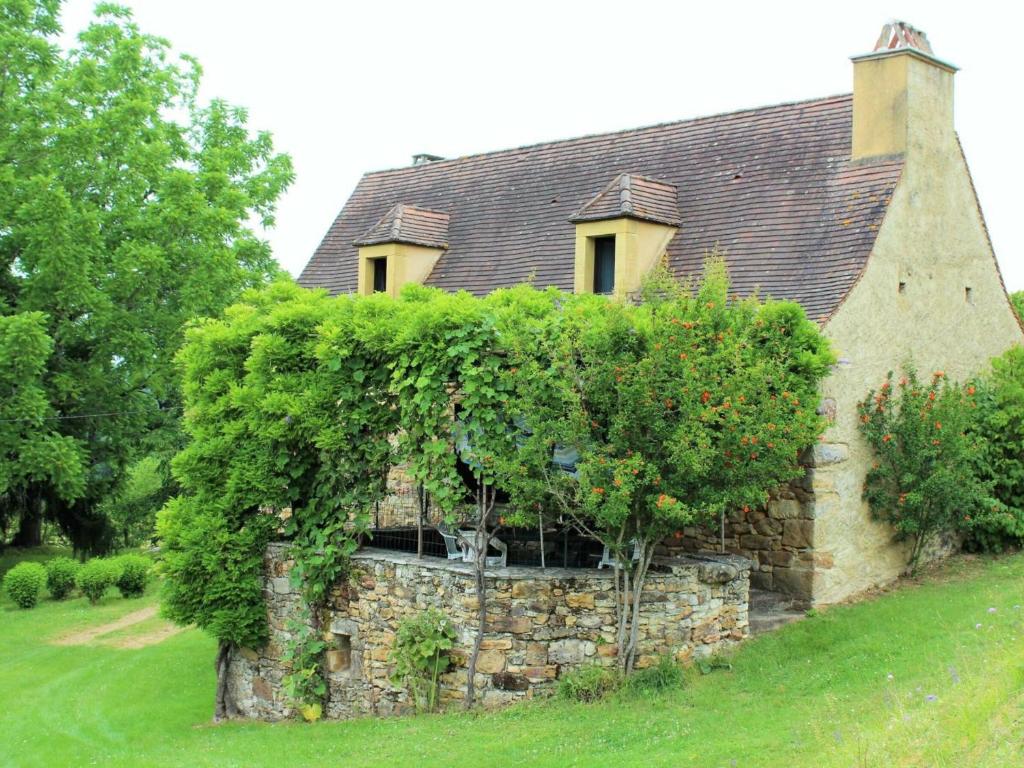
436, 522, 464, 561
597, 539, 641, 569
459, 529, 508, 568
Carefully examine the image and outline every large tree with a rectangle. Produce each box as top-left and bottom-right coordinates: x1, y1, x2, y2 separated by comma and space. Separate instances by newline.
0, 1, 293, 551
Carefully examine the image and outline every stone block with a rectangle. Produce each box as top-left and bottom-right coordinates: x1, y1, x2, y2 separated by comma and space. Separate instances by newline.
524, 642, 548, 665
758, 550, 794, 568
253, 677, 274, 701
768, 499, 803, 520
491, 672, 530, 692
772, 566, 813, 598
271, 578, 292, 595
782, 519, 814, 549
565, 592, 595, 610
479, 637, 512, 651
548, 639, 586, 665
810, 443, 849, 467
475, 649, 506, 674
738, 534, 774, 551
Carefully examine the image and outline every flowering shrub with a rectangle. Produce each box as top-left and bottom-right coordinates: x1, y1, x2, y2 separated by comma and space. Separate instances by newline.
858, 369, 993, 571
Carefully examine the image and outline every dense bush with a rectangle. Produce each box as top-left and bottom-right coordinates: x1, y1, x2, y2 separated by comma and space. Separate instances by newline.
557, 664, 622, 702
77, 558, 118, 604
45, 557, 79, 600
113, 554, 151, 598
968, 346, 1024, 551
3, 562, 47, 608
858, 369, 993, 571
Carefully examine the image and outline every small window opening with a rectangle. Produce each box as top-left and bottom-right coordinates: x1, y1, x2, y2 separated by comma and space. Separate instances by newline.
372, 257, 387, 293
965, 286, 973, 304
331, 633, 352, 672
593, 236, 616, 295
898, 281, 907, 294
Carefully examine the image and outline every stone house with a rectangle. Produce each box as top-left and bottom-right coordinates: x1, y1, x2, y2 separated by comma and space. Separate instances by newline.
298, 22, 1023, 606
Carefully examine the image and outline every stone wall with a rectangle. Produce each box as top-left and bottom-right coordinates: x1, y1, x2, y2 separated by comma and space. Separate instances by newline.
227, 544, 750, 720
670, 471, 819, 605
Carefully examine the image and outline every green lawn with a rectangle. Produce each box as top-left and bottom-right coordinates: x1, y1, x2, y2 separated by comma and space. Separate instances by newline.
1, 553, 1022, 767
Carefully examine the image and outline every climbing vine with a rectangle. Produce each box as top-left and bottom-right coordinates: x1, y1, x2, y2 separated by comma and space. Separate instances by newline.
162, 259, 835, 716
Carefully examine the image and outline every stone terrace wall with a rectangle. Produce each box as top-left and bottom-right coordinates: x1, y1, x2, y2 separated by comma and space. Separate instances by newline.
226, 544, 751, 720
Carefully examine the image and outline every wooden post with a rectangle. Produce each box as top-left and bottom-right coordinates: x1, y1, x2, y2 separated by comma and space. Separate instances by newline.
416, 485, 425, 558
538, 511, 545, 569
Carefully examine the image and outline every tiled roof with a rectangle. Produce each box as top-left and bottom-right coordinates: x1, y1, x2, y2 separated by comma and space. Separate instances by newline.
300, 94, 904, 322
354, 204, 450, 248
570, 173, 681, 226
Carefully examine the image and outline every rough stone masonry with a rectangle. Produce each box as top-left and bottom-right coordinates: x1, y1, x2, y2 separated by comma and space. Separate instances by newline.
226, 544, 751, 720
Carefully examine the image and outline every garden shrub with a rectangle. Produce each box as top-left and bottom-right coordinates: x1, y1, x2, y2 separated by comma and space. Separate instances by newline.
858, 369, 993, 571
45, 557, 79, 600
621, 654, 686, 695
557, 664, 621, 703
3, 561, 47, 608
967, 346, 1024, 551
77, 558, 118, 604
113, 554, 151, 598
389, 609, 457, 713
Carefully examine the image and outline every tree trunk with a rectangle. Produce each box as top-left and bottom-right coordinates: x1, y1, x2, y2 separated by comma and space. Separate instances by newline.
623, 540, 654, 673
12, 506, 42, 548
464, 482, 495, 709
213, 640, 238, 722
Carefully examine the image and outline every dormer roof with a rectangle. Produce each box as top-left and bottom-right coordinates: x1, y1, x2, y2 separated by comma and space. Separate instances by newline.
354, 204, 450, 249
570, 173, 681, 227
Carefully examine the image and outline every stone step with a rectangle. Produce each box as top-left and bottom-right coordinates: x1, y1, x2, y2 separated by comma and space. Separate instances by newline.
748, 611, 805, 636
748, 587, 806, 636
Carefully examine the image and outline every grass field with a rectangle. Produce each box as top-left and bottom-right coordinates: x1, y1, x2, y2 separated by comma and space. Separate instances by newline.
1, 550, 1022, 768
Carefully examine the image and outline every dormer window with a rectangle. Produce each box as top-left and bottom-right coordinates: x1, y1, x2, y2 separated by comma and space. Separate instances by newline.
372, 257, 388, 293
570, 174, 680, 298
354, 205, 449, 297
593, 236, 616, 294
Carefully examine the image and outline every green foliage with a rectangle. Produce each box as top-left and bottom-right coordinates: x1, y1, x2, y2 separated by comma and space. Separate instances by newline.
281, 608, 329, 721
557, 664, 622, 703
1010, 291, 1024, 324
858, 369, 993, 570
621, 655, 686, 695
3, 561, 46, 608
0, 1, 293, 553
112, 554, 151, 598
100, 455, 174, 548
496, 259, 834, 668
967, 347, 1024, 551
76, 558, 118, 605
389, 609, 457, 713
44, 556, 78, 600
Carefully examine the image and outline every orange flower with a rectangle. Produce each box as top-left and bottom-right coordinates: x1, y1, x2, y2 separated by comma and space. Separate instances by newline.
932, 439, 941, 445
613, 478, 623, 487
882, 434, 893, 443
934, 421, 942, 430
928, 391, 936, 402
679, 352, 688, 360
592, 487, 605, 495
934, 370, 945, 379
701, 391, 711, 404
664, 398, 674, 409
967, 385, 976, 396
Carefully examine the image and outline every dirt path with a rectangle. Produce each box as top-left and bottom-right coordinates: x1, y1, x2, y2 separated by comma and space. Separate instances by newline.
51, 605, 165, 647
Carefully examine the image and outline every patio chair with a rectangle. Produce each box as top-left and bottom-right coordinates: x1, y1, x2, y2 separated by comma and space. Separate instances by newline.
460, 529, 508, 568
436, 521, 465, 561
597, 539, 641, 570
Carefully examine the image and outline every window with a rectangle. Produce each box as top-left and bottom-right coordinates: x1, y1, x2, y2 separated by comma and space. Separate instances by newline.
593, 236, 615, 294
372, 257, 387, 293
965, 286, 973, 304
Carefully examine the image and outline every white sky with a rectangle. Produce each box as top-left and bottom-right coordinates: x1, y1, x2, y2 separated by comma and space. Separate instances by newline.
58, 0, 1024, 291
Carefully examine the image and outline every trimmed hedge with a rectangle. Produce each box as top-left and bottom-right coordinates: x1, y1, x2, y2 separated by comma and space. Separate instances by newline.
45, 557, 79, 600
113, 554, 151, 598
77, 558, 119, 605
4, 562, 47, 609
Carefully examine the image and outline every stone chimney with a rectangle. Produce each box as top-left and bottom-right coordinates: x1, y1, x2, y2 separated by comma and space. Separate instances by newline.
851, 21, 958, 161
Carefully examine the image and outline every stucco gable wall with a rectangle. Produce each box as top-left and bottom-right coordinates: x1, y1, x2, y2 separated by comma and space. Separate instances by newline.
810, 144, 1023, 604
